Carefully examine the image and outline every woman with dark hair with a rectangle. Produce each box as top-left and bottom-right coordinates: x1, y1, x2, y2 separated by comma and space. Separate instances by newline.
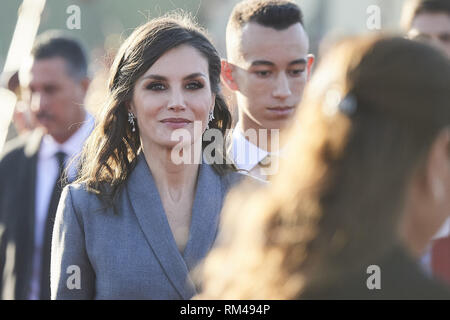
198, 35, 450, 299
50, 14, 244, 299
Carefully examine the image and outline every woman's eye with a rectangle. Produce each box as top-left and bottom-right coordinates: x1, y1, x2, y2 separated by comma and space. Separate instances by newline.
185, 81, 204, 90
146, 82, 166, 91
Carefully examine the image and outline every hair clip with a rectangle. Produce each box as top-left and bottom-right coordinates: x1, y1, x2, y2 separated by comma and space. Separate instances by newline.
323, 89, 357, 117
339, 94, 357, 115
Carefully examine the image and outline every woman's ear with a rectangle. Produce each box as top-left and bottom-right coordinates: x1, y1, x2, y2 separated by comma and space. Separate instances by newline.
400, 128, 450, 256
126, 101, 135, 115
421, 127, 450, 237
211, 93, 216, 112
426, 127, 450, 201
221, 60, 239, 91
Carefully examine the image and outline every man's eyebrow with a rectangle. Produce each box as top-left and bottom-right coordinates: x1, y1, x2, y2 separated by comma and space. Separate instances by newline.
250, 60, 275, 67
250, 59, 307, 67
141, 73, 207, 81
289, 59, 307, 66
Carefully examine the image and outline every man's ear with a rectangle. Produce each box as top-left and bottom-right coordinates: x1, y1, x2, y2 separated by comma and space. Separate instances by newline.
221, 60, 239, 91
306, 54, 315, 81
80, 77, 91, 94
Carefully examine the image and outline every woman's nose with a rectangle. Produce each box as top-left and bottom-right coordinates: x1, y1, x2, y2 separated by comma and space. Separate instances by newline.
167, 89, 186, 111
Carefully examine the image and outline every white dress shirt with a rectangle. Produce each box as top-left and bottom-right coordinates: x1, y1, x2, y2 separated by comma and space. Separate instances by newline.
231, 124, 281, 181
29, 113, 94, 299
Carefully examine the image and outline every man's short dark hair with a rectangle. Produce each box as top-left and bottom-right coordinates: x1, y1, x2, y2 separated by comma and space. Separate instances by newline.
31, 31, 88, 80
228, 0, 304, 31
402, 0, 450, 30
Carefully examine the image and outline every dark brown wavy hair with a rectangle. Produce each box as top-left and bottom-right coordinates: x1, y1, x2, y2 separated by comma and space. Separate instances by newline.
75, 13, 234, 207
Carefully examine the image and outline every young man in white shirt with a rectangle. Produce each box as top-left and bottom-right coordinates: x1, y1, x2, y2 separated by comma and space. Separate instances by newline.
221, 0, 314, 180
0, 31, 92, 299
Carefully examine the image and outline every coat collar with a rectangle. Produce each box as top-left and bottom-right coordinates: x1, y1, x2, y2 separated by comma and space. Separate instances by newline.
126, 152, 224, 299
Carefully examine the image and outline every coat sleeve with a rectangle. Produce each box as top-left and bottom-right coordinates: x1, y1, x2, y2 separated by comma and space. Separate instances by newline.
50, 185, 95, 299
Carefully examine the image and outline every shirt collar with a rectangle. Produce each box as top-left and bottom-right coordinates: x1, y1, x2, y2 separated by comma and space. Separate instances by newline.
231, 123, 271, 171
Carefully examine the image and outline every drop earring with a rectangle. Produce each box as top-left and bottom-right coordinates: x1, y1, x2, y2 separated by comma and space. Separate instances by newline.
128, 112, 136, 132
206, 109, 215, 130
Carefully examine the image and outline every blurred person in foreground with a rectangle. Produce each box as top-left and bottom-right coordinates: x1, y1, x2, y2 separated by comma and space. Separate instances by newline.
0, 31, 92, 299
197, 35, 450, 299
402, 0, 450, 285
221, 0, 314, 180
402, 0, 450, 58
50, 14, 247, 300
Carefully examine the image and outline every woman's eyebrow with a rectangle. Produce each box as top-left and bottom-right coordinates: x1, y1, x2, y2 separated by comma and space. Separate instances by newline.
141, 73, 207, 81
141, 74, 166, 81
184, 72, 207, 80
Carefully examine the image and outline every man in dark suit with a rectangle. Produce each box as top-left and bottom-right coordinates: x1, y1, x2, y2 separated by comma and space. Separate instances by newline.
0, 31, 92, 299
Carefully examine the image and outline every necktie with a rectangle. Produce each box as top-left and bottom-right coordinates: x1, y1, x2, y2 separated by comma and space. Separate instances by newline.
40, 151, 67, 300
431, 236, 450, 286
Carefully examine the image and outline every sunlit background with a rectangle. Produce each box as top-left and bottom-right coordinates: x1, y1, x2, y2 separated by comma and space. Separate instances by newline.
0, 0, 409, 68
0, 0, 410, 143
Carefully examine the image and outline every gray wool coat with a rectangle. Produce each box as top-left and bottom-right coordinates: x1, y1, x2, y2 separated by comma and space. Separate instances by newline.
50, 152, 245, 299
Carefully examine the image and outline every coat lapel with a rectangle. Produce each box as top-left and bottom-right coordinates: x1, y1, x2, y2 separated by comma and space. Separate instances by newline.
126, 153, 196, 299
182, 162, 223, 272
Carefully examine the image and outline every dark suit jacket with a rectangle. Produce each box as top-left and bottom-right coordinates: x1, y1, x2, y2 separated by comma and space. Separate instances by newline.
51, 152, 246, 299
0, 129, 44, 299
301, 245, 450, 300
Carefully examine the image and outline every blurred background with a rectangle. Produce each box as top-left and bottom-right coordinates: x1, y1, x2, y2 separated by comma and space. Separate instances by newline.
0, 0, 409, 135
0, 0, 409, 65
